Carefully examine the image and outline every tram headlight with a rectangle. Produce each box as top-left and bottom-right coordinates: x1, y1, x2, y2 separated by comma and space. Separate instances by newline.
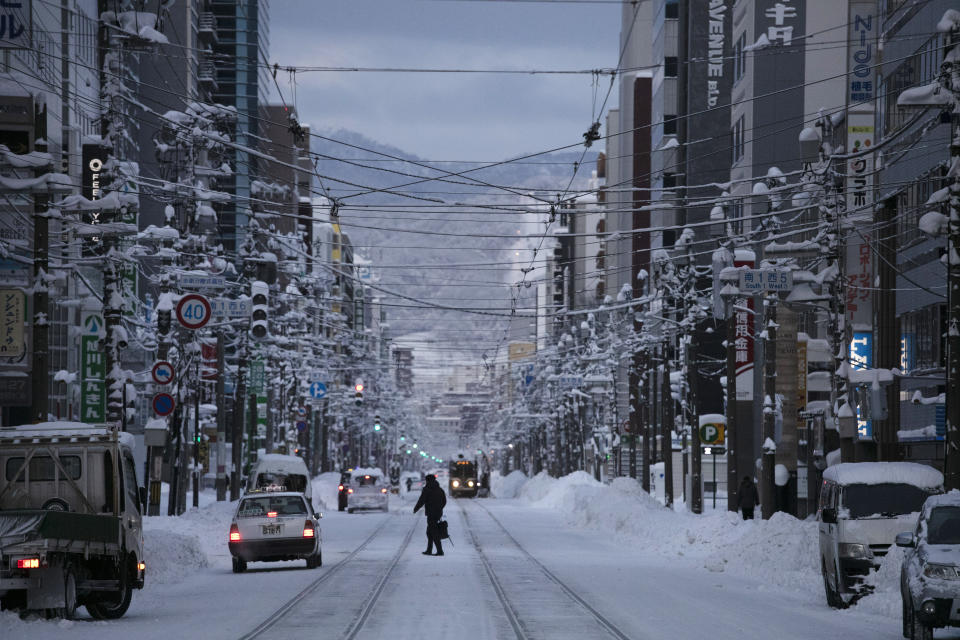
468, 480, 475, 488
452, 480, 460, 488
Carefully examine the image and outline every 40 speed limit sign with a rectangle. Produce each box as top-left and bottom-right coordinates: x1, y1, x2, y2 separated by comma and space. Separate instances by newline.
176, 294, 212, 330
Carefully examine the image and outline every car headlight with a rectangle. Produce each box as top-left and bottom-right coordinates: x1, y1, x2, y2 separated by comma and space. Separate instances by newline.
452, 480, 460, 488
838, 543, 869, 559
923, 563, 960, 580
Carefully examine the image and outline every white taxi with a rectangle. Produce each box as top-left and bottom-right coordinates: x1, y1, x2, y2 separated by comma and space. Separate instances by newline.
228, 490, 322, 572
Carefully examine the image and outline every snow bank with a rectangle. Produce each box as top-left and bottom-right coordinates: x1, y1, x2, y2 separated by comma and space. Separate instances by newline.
517, 473, 821, 596
142, 499, 235, 583
312, 471, 342, 511
491, 470, 528, 499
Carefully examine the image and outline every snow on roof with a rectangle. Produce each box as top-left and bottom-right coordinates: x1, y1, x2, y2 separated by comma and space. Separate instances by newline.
0, 422, 136, 450
822, 462, 943, 488
698, 414, 725, 426
352, 466, 384, 478
254, 453, 309, 475
922, 490, 960, 510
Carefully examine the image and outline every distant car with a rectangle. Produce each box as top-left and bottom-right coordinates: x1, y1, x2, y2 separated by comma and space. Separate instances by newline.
338, 471, 352, 511
245, 453, 313, 507
898, 492, 960, 640
818, 462, 943, 607
347, 471, 389, 513
229, 490, 321, 573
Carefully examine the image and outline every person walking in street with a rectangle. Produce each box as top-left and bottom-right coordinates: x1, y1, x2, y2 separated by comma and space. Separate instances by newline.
738, 475, 759, 520
414, 473, 447, 556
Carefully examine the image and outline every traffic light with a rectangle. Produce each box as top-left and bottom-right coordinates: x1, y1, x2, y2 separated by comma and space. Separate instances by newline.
373, 415, 381, 431
157, 308, 171, 336
250, 281, 269, 340
354, 381, 364, 406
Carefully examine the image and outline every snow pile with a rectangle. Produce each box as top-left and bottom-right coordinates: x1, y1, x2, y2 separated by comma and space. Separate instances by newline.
858, 545, 906, 618
490, 470, 528, 499
142, 500, 235, 582
518, 470, 598, 504
312, 471, 342, 511
518, 473, 821, 594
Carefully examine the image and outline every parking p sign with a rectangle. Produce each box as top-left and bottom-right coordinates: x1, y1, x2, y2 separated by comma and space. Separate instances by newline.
699, 423, 725, 445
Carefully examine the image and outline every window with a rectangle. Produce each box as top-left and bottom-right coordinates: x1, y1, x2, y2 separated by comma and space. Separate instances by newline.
665, 0, 678, 19
664, 57, 678, 78
6, 455, 82, 481
595, 219, 605, 235
663, 173, 677, 189
882, 34, 944, 137
123, 454, 139, 512
596, 251, 605, 271
664, 114, 677, 136
733, 32, 748, 83
731, 115, 745, 165
238, 495, 308, 517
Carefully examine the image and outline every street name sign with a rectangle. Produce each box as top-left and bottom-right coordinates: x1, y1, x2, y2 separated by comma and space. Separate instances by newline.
180, 274, 226, 289
738, 269, 794, 293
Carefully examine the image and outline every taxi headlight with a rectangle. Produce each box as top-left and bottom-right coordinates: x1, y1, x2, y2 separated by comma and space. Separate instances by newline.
452, 480, 460, 488
923, 563, 960, 580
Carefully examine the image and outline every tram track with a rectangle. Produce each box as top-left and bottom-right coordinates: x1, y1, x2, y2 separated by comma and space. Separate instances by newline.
460, 500, 636, 640
238, 513, 401, 640
341, 516, 417, 640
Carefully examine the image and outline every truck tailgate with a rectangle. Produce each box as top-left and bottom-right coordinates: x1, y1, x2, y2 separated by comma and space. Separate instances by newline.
0, 510, 120, 547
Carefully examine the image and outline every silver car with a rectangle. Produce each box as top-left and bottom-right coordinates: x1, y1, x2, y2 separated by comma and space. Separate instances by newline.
897, 492, 960, 640
228, 491, 322, 572
347, 473, 389, 513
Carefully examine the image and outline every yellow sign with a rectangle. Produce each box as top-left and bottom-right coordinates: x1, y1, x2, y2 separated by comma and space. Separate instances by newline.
0, 289, 24, 358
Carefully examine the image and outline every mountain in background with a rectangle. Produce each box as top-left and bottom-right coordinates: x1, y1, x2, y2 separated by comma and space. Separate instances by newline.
310, 129, 599, 370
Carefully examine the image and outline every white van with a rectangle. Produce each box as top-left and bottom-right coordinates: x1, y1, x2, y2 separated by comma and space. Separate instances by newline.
246, 454, 313, 507
818, 461, 943, 607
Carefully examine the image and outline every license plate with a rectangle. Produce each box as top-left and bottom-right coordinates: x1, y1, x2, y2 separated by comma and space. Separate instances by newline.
951, 599, 960, 621
262, 524, 282, 536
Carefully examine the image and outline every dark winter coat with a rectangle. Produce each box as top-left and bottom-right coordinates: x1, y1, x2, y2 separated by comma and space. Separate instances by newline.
414, 478, 447, 520
737, 480, 759, 510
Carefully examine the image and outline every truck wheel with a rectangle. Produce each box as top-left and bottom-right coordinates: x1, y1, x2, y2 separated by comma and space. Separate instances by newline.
86, 558, 132, 619
61, 565, 77, 620
232, 557, 247, 573
822, 559, 844, 609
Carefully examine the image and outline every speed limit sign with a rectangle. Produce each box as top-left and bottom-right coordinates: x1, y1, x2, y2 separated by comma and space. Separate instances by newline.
176, 294, 212, 330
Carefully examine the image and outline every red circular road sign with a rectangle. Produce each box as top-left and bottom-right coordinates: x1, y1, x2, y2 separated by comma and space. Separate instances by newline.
153, 393, 175, 417
151, 361, 175, 385
175, 294, 212, 330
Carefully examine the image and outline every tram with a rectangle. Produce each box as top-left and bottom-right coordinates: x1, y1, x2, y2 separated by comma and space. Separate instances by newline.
448, 456, 479, 498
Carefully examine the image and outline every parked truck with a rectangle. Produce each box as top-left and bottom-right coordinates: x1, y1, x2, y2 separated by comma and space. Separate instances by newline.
0, 422, 146, 619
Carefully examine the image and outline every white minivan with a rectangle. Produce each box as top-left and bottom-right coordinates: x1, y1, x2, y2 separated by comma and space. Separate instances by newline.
818, 461, 943, 607
246, 453, 313, 508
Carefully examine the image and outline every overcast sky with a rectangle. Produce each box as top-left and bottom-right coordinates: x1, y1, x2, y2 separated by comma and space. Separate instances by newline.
269, 0, 622, 161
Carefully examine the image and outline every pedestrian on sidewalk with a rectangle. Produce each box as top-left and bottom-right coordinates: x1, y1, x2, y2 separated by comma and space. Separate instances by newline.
414, 473, 447, 556
738, 475, 759, 520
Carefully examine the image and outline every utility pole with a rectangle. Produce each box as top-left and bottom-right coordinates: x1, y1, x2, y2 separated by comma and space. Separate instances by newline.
662, 352, 674, 508
193, 353, 200, 509
231, 344, 247, 500
215, 333, 226, 501
30, 137, 49, 423
320, 398, 329, 472
725, 295, 739, 512
761, 294, 777, 518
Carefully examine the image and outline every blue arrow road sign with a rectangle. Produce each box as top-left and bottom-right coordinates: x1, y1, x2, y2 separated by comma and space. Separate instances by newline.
309, 381, 327, 399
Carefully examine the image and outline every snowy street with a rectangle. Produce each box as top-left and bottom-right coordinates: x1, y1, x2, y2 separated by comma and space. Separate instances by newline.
2, 472, 944, 639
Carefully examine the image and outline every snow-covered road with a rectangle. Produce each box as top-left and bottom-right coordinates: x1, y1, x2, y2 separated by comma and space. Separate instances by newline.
4, 473, 957, 639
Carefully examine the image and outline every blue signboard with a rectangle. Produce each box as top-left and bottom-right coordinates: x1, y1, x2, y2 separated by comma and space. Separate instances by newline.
850, 331, 872, 440
900, 334, 914, 373
309, 381, 327, 399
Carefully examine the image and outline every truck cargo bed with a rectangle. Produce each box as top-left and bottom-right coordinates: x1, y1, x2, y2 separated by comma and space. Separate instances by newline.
0, 510, 121, 547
